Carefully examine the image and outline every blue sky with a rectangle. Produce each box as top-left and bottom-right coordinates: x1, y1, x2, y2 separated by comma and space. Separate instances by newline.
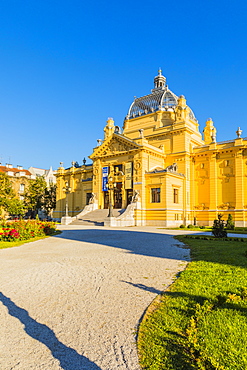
0, 0, 247, 170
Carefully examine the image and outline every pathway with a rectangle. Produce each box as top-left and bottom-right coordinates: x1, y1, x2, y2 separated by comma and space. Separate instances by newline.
0, 226, 190, 370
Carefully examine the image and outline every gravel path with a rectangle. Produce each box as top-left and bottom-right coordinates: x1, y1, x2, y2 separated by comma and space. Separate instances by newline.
0, 226, 190, 370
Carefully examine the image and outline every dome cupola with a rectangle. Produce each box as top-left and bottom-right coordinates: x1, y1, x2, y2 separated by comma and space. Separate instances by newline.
153, 69, 166, 90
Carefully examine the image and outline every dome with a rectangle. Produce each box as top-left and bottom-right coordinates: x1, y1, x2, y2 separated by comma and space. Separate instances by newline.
126, 70, 178, 119
126, 71, 197, 122
127, 89, 178, 119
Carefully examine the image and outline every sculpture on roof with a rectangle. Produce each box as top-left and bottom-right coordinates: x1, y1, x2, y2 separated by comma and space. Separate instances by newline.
104, 118, 115, 140
165, 163, 178, 172
203, 118, 217, 144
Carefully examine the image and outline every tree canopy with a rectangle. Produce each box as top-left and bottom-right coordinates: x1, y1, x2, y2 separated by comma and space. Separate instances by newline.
43, 185, 57, 217
24, 177, 57, 218
0, 173, 25, 217
24, 176, 47, 217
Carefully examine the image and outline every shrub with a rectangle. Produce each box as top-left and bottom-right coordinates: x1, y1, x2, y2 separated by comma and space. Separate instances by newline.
0, 228, 20, 241
0, 220, 56, 241
187, 224, 194, 228
226, 214, 235, 230
212, 214, 227, 238
179, 224, 185, 228
200, 225, 206, 229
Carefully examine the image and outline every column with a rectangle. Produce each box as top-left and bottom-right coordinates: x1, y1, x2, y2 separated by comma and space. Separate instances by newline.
208, 151, 218, 225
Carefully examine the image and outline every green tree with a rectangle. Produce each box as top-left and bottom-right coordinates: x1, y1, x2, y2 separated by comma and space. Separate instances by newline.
226, 213, 235, 230
5, 198, 26, 217
24, 176, 47, 218
0, 172, 15, 199
43, 184, 57, 217
0, 173, 25, 217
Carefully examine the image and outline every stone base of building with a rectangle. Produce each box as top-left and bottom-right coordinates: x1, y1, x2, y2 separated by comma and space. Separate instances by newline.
104, 203, 137, 227
144, 220, 183, 227
235, 221, 246, 227
61, 216, 73, 225
104, 216, 135, 227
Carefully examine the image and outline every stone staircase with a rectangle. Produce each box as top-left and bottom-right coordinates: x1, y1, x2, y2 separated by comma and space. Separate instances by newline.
71, 209, 124, 226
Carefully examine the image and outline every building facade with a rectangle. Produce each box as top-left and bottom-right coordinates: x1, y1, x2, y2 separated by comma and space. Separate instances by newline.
54, 71, 247, 227
0, 164, 34, 201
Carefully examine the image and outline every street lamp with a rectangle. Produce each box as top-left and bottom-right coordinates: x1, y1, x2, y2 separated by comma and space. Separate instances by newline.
106, 175, 116, 217
62, 181, 72, 217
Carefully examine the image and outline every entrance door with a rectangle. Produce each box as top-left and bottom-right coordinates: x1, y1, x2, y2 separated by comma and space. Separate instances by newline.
104, 192, 109, 209
114, 183, 122, 208
86, 193, 92, 205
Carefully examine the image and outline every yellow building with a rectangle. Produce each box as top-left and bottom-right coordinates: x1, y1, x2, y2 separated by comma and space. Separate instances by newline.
54, 71, 247, 227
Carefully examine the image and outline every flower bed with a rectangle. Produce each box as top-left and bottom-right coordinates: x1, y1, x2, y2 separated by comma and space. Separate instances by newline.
0, 220, 57, 241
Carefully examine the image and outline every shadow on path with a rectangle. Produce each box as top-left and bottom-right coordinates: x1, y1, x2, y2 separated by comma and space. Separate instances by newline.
55, 228, 189, 261
121, 280, 163, 295
0, 292, 102, 370
53, 228, 247, 268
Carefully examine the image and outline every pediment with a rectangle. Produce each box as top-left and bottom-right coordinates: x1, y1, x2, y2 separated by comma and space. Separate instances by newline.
90, 134, 141, 159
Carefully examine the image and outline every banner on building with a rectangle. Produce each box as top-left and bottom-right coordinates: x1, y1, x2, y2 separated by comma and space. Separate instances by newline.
125, 162, 133, 189
102, 167, 109, 191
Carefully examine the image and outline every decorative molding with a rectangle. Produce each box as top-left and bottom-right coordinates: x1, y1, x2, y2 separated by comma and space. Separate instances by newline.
194, 204, 209, 210
134, 161, 141, 170
218, 203, 235, 210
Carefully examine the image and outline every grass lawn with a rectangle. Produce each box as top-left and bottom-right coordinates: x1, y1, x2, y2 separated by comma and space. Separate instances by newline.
0, 231, 61, 249
159, 227, 212, 232
160, 227, 247, 235
137, 236, 247, 370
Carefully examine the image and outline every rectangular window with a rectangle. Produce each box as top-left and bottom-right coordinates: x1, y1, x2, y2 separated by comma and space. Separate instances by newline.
173, 188, 178, 203
151, 188, 160, 203
19, 184, 25, 192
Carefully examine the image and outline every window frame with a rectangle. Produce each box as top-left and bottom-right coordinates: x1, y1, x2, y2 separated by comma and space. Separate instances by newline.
173, 188, 179, 203
19, 183, 25, 192
151, 187, 161, 203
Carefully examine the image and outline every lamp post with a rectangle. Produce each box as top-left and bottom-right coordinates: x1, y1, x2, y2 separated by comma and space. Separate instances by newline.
62, 181, 72, 217
106, 175, 116, 217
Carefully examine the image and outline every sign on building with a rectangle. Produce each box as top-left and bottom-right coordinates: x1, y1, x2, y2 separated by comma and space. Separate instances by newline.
125, 162, 133, 189
102, 167, 109, 191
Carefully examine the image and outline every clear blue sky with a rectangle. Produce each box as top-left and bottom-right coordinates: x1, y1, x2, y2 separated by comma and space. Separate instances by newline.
0, 0, 246, 170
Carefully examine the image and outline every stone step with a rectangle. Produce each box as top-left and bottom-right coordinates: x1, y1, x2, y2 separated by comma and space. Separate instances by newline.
71, 209, 124, 226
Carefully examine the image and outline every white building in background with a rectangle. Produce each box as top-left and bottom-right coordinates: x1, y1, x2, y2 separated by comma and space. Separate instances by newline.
28, 167, 57, 187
